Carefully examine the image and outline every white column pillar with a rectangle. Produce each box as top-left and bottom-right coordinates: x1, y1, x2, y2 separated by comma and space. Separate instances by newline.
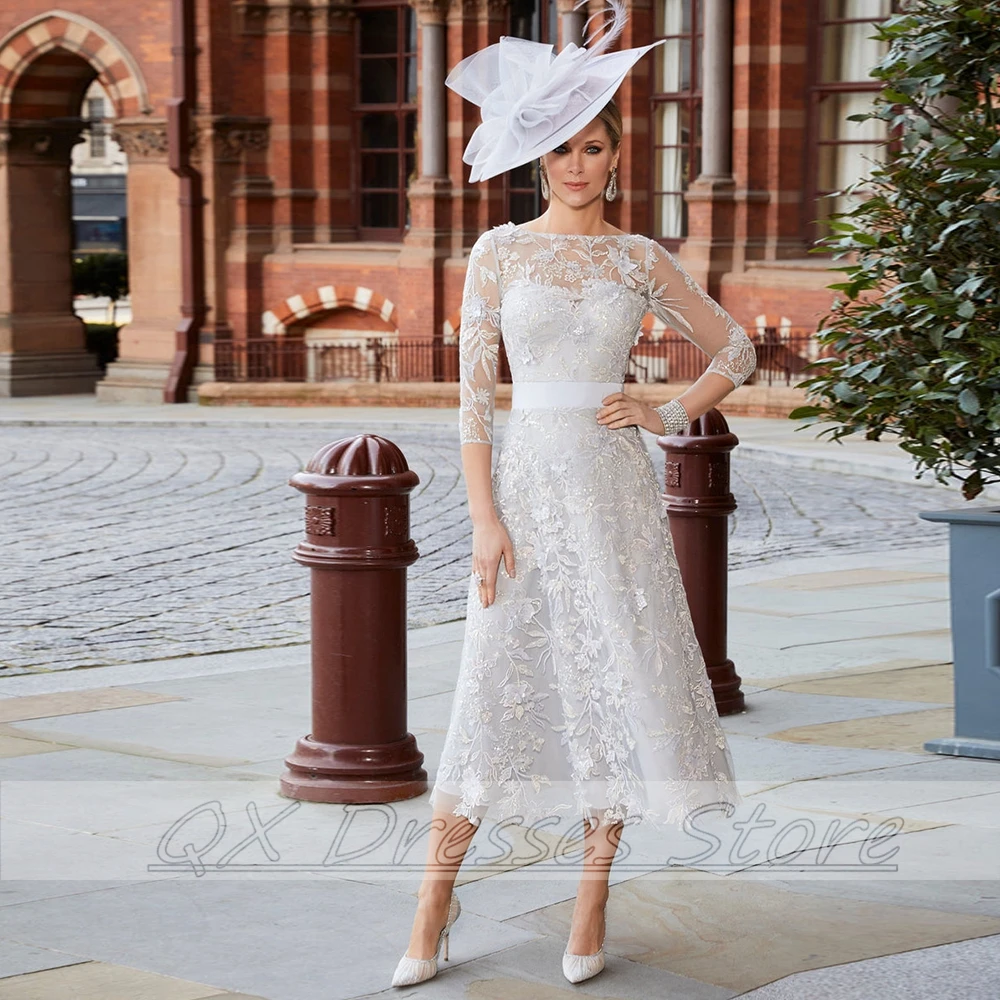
414, 0, 448, 177
699, 0, 733, 179
557, 0, 585, 48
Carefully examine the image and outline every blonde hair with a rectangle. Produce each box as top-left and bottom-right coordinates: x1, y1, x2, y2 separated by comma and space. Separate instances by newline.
595, 98, 623, 150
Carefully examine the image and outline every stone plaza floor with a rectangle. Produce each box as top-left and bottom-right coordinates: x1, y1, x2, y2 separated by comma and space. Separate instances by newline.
0, 396, 997, 999
0, 399, 962, 675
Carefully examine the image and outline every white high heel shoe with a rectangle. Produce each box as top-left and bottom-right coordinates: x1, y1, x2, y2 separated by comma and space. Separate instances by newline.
391, 892, 462, 988
562, 898, 607, 984
562, 943, 606, 984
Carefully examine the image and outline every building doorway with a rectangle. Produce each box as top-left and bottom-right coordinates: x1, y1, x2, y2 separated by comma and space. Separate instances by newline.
0, 14, 147, 397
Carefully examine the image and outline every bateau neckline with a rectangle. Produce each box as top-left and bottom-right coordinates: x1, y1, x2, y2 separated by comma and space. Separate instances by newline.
507, 223, 636, 241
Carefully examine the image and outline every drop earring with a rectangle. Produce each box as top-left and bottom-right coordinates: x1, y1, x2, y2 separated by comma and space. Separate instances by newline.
539, 163, 550, 201
605, 166, 617, 202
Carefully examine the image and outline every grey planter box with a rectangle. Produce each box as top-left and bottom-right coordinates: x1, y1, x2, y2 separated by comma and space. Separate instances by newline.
919, 505, 1000, 760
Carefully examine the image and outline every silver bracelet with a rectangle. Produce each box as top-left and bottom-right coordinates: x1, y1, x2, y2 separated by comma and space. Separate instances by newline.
654, 398, 690, 436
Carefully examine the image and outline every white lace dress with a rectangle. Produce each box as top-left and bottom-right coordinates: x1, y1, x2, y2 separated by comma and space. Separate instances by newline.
428, 222, 757, 833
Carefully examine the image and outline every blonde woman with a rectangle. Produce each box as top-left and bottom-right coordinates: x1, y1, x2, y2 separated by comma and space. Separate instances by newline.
393, 2, 754, 988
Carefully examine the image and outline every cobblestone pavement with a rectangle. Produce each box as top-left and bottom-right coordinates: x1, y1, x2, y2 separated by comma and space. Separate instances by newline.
0, 421, 949, 674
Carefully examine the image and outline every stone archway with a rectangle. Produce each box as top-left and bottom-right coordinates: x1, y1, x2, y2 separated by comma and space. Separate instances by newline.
0, 11, 150, 118
0, 11, 151, 396
298, 308, 399, 383
262, 284, 399, 336
259, 285, 402, 384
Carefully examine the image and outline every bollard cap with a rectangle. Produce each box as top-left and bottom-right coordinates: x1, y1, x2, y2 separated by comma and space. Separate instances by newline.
684, 409, 731, 438
659, 407, 738, 453
290, 434, 419, 496
307, 434, 411, 476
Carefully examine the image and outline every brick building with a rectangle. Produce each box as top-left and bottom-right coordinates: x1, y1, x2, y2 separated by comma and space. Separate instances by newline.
0, 0, 895, 401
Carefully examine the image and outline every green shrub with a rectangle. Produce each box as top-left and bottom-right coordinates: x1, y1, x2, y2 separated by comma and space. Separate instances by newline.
791, 0, 1000, 501
73, 252, 129, 323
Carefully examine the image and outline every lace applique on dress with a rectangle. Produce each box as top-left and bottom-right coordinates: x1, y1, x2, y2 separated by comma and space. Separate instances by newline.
642, 239, 757, 390
456, 224, 756, 447
437, 224, 749, 836
458, 230, 503, 444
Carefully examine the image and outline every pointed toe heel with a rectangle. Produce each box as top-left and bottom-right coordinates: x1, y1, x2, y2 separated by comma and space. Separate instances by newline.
562, 945, 606, 984
391, 892, 461, 988
563, 894, 608, 984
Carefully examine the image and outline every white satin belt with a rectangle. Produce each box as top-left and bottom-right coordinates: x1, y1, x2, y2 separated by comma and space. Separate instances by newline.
510, 380, 624, 409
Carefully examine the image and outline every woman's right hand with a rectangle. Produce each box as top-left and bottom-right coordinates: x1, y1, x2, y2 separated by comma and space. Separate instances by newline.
472, 517, 515, 608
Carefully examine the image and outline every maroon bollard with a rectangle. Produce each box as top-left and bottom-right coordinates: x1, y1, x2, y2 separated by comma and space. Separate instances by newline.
280, 434, 427, 803
659, 408, 745, 715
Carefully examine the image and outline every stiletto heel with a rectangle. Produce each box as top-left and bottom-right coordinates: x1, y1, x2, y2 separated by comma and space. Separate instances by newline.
391, 892, 461, 987
562, 896, 608, 984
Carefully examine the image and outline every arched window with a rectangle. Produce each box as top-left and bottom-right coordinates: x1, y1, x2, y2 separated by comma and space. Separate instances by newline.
650, 0, 702, 244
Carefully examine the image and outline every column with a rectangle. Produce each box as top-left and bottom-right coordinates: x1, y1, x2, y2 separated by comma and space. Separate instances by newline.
557, 0, 585, 48
674, 0, 737, 295
0, 119, 101, 396
700, 0, 733, 179
312, 1, 356, 241
96, 119, 186, 401
258, 1, 317, 250
420, 1, 447, 177
398, 0, 453, 364
201, 116, 271, 351
401, 0, 452, 244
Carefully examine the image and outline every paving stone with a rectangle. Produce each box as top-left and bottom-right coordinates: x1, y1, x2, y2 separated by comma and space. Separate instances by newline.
507, 876, 1000, 994
0, 423, 950, 674
0, 961, 225, 1000
0, 878, 541, 1000
768, 707, 957, 755
771, 662, 954, 704
736, 932, 1000, 1000
0, 734, 72, 758
0, 939, 88, 979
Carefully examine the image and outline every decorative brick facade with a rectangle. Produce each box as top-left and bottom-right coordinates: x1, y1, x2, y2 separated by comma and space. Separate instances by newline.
0, 0, 884, 401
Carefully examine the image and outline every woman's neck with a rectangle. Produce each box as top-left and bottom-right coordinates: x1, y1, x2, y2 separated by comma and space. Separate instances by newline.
526, 203, 615, 236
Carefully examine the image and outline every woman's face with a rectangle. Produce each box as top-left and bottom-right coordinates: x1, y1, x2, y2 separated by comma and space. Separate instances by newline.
541, 120, 619, 206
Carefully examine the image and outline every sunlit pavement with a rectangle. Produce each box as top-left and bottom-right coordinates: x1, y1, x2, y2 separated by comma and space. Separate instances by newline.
1, 396, 997, 999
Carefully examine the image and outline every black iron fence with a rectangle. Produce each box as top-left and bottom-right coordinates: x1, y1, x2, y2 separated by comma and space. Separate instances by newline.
213, 329, 834, 388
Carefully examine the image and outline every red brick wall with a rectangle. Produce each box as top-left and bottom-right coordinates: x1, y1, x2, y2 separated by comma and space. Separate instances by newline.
0, 0, 854, 376
0, 3, 173, 118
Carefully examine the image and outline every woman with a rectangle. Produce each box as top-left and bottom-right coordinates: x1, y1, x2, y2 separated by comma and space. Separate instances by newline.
393, 3, 754, 988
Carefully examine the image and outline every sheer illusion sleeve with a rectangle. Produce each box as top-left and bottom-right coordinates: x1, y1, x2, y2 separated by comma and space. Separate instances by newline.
458, 230, 503, 445
644, 239, 756, 390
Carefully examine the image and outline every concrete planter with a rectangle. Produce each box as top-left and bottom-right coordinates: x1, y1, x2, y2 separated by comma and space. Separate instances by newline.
919, 505, 1000, 761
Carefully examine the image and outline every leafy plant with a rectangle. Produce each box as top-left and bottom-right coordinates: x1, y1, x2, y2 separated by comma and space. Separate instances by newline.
790, 0, 1000, 500
72, 252, 129, 324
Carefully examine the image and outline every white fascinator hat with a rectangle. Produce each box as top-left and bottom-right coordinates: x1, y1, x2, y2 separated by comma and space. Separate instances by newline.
445, 0, 665, 183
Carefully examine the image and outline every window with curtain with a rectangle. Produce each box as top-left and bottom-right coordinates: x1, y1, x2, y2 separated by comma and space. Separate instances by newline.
651, 0, 702, 243
505, 0, 559, 224
355, 2, 417, 238
807, 0, 898, 241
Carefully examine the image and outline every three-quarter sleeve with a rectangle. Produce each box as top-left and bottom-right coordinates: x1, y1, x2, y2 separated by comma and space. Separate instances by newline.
458, 230, 503, 445
644, 239, 756, 389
